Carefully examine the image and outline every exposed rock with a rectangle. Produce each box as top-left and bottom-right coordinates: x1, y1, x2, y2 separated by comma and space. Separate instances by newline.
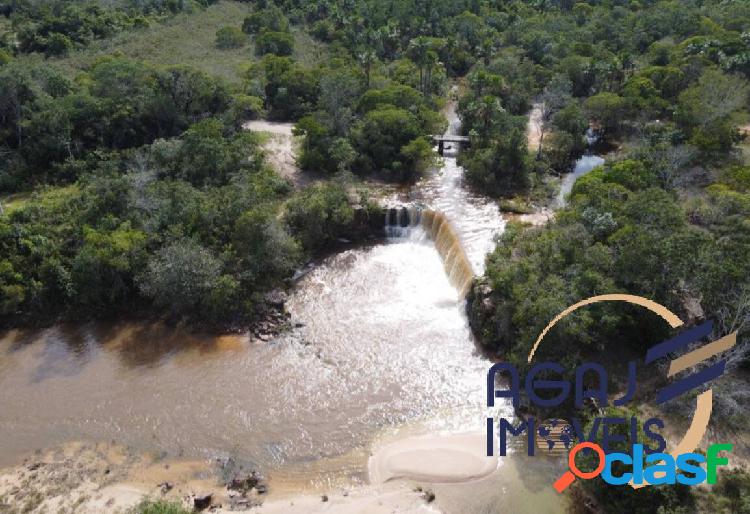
680, 292, 705, 326
194, 493, 213, 510
422, 489, 436, 503
321, 494, 328, 502
227, 471, 261, 492
229, 496, 263, 510
264, 289, 287, 307
341, 205, 387, 241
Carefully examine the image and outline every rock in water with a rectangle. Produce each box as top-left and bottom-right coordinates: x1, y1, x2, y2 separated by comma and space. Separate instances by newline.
228, 472, 259, 492
194, 494, 212, 510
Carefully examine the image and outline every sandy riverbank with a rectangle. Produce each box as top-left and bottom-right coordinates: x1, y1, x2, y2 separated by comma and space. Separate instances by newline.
0, 432, 495, 513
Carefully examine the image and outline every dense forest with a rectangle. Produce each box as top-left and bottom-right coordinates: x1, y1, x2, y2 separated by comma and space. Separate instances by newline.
1, 0, 750, 512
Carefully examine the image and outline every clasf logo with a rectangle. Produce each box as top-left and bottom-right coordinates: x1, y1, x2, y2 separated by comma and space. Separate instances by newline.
484, 294, 738, 492
553, 442, 733, 492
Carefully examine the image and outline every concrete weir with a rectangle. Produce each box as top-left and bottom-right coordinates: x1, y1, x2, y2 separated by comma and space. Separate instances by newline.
384, 206, 474, 297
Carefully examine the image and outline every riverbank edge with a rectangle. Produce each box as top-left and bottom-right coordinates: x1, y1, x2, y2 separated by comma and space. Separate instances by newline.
0, 202, 388, 339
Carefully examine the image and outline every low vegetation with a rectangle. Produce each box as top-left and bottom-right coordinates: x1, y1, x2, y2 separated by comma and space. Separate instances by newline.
129, 499, 190, 514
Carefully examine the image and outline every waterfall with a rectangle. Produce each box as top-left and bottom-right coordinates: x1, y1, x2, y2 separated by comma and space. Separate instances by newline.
385, 206, 475, 296
384, 206, 422, 238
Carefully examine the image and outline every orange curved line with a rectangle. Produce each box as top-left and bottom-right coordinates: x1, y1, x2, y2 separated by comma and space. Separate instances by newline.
526, 294, 714, 491
526, 294, 683, 363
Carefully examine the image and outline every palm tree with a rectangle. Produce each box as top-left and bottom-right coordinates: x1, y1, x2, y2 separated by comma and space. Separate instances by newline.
475, 95, 503, 140
357, 49, 377, 89
408, 37, 431, 94
423, 50, 439, 97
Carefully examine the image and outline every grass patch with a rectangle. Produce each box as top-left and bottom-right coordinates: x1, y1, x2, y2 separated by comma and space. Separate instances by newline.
498, 198, 535, 214
129, 499, 191, 514
1, 185, 79, 216
35, 1, 327, 83
739, 136, 750, 165
0, 192, 32, 214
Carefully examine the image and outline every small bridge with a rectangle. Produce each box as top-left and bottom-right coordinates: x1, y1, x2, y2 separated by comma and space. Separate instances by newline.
432, 135, 470, 155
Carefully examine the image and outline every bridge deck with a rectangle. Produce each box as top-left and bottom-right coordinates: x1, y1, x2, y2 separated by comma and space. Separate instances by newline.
432, 135, 470, 142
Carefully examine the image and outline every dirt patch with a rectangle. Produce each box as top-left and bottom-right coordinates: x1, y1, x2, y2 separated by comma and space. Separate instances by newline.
504, 208, 555, 227
527, 103, 543, 153
244, 120, 306, 188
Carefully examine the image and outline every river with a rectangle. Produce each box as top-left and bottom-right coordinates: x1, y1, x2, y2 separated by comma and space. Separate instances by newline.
0, 102, 565, 513
556, 154, 606, 208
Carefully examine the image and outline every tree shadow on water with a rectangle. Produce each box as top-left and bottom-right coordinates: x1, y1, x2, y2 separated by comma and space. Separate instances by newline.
0, 321, 247, 383
94, 320, 247, 369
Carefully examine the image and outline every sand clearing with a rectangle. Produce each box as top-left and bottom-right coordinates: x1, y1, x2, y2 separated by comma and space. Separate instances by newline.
369, 432, 498, 484
504, 208, 555, 227
244, 120, 304, 187
253, 484, 439, 514
527, 103, 543, 153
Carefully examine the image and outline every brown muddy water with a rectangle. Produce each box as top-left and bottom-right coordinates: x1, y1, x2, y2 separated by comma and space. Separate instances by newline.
0, 102, 566, 513
0, 239, 493, 483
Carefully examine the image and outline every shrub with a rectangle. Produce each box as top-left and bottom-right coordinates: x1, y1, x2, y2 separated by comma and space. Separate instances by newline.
215, 26, 246, 49
242, 7, 289, 34
284, 183, 355, 254
350, 106, 427, 180
138, 239, 223, 317
129, 499, 191, 514
255, 31, 294, 56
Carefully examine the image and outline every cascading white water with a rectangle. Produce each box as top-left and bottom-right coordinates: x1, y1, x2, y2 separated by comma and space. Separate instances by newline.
385, 205, 475, 296
0, 97, 564, 514
384, 206, 423, 239
384, 100, 505, 279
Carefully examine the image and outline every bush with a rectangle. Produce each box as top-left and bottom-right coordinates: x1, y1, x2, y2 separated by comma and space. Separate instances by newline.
129, 499, 191, 514
255, 31, 294, 56
242, 7, 289, 34
310, 19, 336, 42
252, 55, 320, 120
284, 183, 355, 254
215, 26, 246, 49
702, 467, 750, 513
138, 239, 224, 317
46, 33, 74, 57
350, 106, 429, 181
461, 128, 530, 195
583, 92, 627, 136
